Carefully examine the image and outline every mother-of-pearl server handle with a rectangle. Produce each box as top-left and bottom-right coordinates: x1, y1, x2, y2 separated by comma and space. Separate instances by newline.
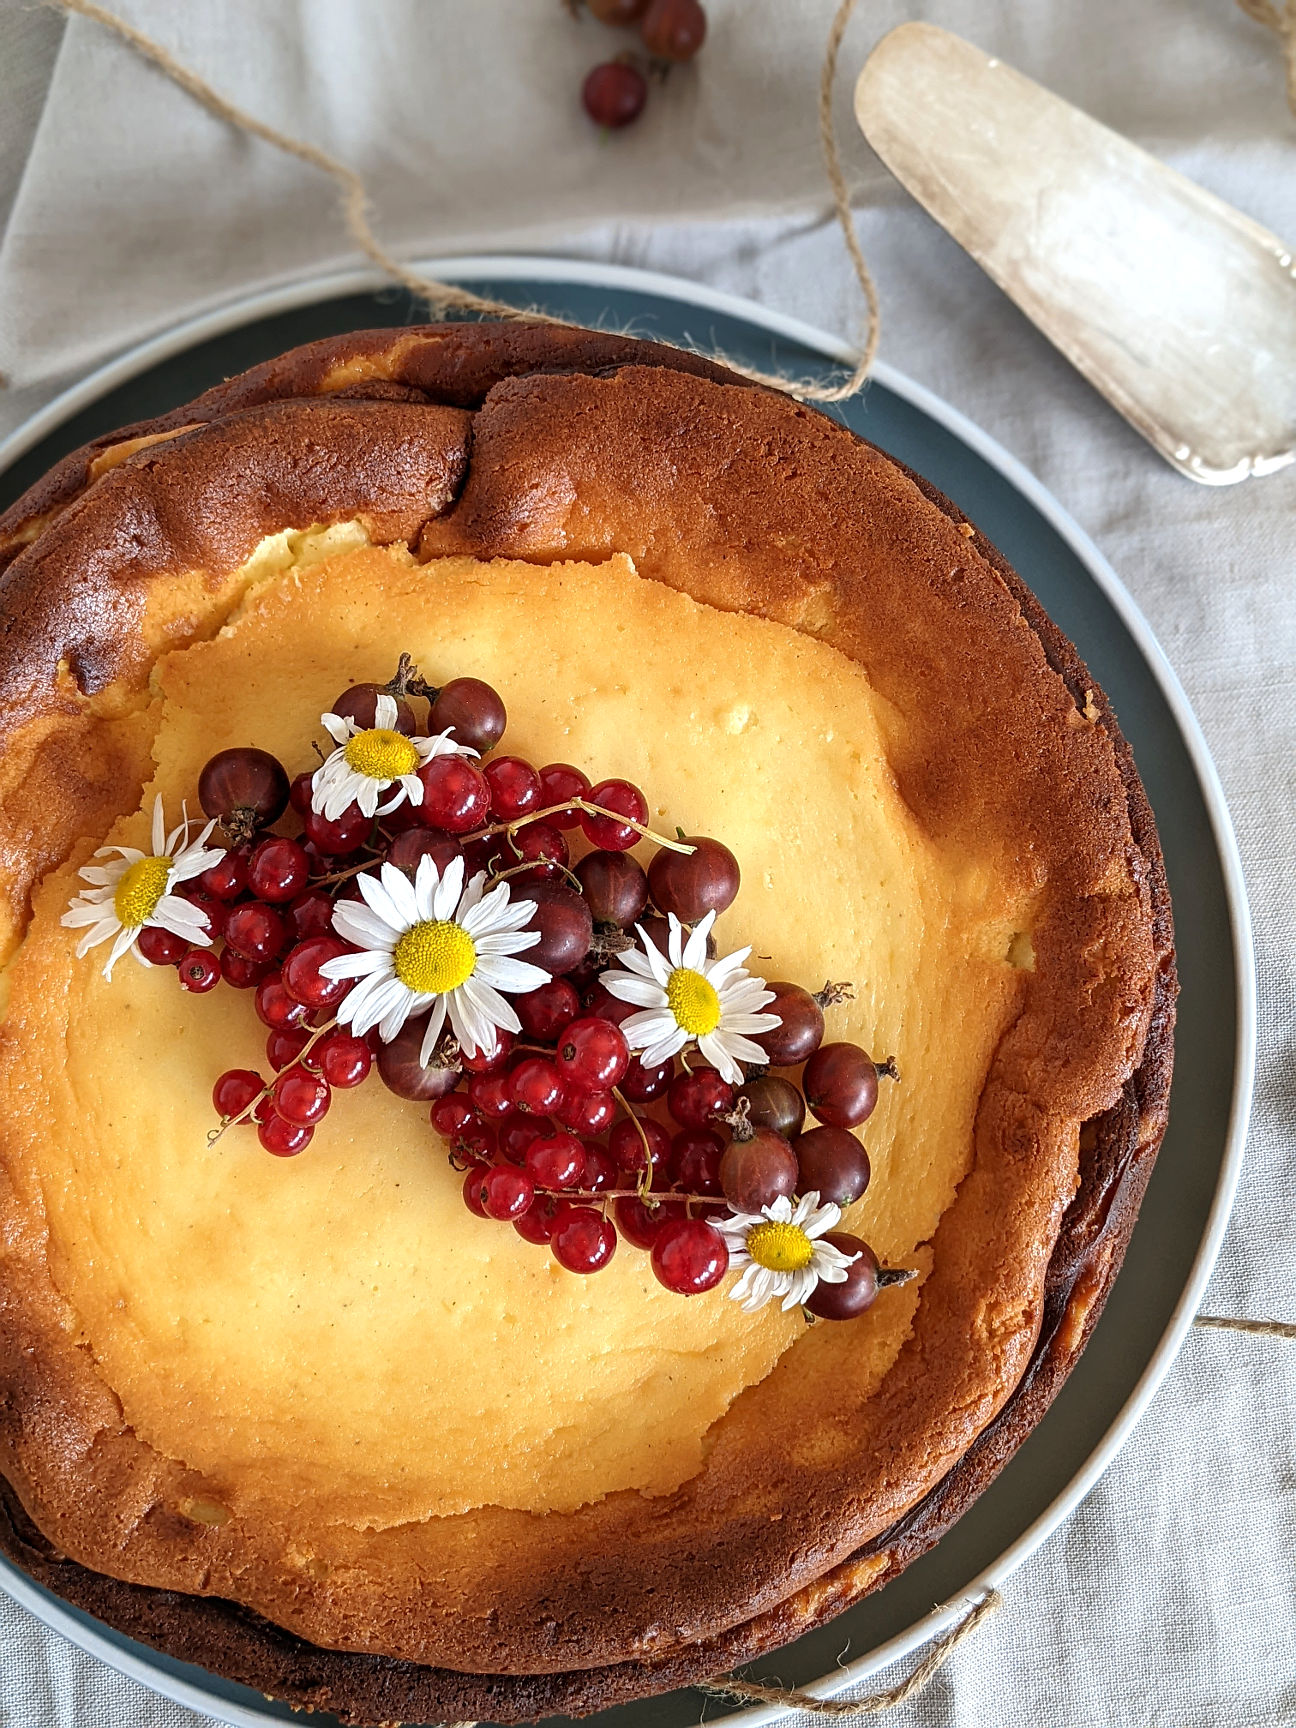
856, 22, 1296, 485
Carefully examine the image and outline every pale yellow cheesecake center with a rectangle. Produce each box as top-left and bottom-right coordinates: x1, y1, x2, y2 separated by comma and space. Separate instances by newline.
0, 542, 1027, 1530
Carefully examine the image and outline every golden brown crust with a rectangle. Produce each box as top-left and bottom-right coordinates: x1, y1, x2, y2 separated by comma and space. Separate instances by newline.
0, 325, 1175, 1718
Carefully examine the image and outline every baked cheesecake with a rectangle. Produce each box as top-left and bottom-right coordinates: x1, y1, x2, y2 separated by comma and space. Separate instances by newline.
0, 324, 1175, 1723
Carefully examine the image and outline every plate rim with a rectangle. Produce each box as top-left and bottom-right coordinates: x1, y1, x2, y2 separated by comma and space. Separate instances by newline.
0, 254, 1256, 1728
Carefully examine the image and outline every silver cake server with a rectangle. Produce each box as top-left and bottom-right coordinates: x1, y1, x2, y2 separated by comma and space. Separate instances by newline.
855, 22, 1296, 485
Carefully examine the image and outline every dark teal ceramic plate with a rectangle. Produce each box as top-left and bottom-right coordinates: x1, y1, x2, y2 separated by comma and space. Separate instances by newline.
0, 260, 1254, 1728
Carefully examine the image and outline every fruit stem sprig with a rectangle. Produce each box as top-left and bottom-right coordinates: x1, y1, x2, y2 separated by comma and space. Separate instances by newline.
611, 1086, 658, 1195
476, 799, 696, 855
207, 1018, 337, 1145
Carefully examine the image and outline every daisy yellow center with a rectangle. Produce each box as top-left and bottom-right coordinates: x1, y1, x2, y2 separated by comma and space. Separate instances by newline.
746, 1220, 816, 1274
666, 967, 721, 1036
113, 857, 173, 929
343, 727, 420, 781
392, 920, 476, 994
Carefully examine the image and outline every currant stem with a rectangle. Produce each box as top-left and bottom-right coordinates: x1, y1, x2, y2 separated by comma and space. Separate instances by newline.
611, 1086, 656, 1196
875, 1056, 900, 1083
207, 1017, 338, 1145
475, 800, 695, 855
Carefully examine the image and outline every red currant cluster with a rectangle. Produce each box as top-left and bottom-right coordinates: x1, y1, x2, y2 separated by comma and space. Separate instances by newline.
576, 0, 707, 130
159, 660, 899, 1315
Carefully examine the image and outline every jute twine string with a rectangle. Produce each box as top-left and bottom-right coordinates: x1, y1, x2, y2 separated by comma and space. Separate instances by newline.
43, 0, 879, 403
27, 1, 1296, 1716
1236, 0, 1296, 114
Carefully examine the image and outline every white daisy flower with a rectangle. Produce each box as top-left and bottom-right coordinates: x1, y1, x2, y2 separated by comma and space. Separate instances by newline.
717, 1192, 860, 1314
320, 854, 549, 1061
61, 795, 224, 979
310, 693, 477, 822
601, 909, 781, 1085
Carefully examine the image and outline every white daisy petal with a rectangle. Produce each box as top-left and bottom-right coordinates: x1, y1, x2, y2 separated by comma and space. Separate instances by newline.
356, 867, 405, 928
374, 692, 399, 730
418, 995, 450, 1064
321, 712, 352, 743
681, 910, 717, 971
603, 975, 667, 1009
432, 854, 466, 920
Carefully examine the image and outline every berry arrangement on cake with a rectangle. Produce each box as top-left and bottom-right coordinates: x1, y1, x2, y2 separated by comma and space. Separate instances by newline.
0, 323, 1175, 1725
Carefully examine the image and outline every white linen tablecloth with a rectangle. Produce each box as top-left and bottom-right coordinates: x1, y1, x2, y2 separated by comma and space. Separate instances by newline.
0, 3, 1294, 1725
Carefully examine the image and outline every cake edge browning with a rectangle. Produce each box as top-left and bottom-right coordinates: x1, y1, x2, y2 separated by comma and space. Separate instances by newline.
0, 326, 1176, 1719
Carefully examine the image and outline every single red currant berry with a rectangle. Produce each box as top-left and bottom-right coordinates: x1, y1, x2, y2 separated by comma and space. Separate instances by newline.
457, 1120, 498, 1161
551, 1206, 617, 1273
485, 755, 542, 821
510, 821, 569, 880
608, 1114, 671, 1174
178, 887, 226, 942
178, 949, 220, 992
255, 971, 310, 1031
303, 804, 370, 857
467, 1069, 515, 1121
537, 762, 590, 828
267, 1026, 311, 1070
316, 1030, 372, 1089
514, 1195, 567, 1246
212, 1068, 264, 1120
137, 925, 189, 966
287, 888, 336, 942
667, 1065, 734, 1128
498, 1109, 549, 1166
582, 59, 649, 128
585, 983, 637, 1025
582, 1141, 618, 1193
618, 1053, 674, 1102
280, 936, 353, 1008
509, 1056, 566, 1116
516, 978, 581, 1043
803, 1233, 879, 1320
431, 1094, 479, 1138
651, 1218, 729, 1295
525, 1131, 586, 1190
670, 1127, 725, 1196
556, 1087, 615, 1136
224, 902, 288, 964
198, 846, 249, 902
579, 778, 648, 851
462, 1165, 491, 1218
258, 1114, 314, 1157
459, 1029, 515, 1073
557, 1016, 630, 1092
428, 678, 507, 754
802, 1043, 880, 1129
417, 755, 491, 833
272, 1065, 331, 1126
481, 1165, 535, 1222
247, 836, 309, 904
220, 948, 270, 990
613, 1194, 684, 1250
